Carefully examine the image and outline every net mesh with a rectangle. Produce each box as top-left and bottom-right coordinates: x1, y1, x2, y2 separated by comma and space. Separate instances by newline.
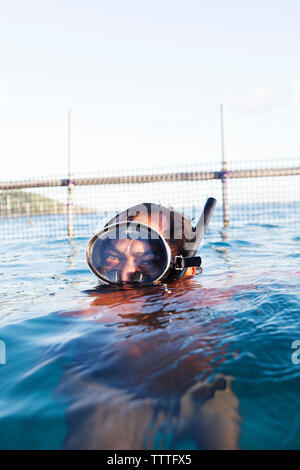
0, 158, 299, 240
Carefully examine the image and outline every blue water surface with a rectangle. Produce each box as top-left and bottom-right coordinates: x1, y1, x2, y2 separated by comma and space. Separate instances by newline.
0, 215, 299, 449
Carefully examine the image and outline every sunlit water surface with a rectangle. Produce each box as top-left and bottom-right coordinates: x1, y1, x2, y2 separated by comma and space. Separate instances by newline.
0, 219, 299, 449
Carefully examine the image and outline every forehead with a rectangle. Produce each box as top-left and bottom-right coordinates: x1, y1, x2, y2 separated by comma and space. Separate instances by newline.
136, 212, 169, 235
106, 203, 191, 250
112, 209, 170, 239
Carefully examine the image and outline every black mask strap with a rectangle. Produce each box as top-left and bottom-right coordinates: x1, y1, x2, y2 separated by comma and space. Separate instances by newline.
172, 255, 202, 270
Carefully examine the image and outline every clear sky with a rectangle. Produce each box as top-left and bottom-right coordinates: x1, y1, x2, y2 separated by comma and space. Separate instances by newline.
1, 0, 300, 181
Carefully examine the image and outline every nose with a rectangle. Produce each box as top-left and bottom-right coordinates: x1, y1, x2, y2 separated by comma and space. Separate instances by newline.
121, 256, 137, 282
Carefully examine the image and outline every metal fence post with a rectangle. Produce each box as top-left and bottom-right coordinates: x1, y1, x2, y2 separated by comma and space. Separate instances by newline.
220, 103, 229, 227
67, 109, 74, 237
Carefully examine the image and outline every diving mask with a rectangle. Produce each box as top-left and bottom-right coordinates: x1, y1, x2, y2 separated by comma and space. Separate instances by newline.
86, 197, 216, 285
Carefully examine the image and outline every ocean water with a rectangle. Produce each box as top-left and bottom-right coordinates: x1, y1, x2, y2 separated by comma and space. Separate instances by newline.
0, 216, 299, 449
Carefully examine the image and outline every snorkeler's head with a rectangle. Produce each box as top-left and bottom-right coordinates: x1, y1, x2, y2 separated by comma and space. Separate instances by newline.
102, 203, 196, 282
86, 199, 216, 285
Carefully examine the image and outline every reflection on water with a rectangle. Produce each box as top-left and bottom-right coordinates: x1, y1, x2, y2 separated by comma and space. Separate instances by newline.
57, 279, 242, 449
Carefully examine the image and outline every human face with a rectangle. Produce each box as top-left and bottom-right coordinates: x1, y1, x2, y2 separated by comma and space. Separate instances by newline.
103, 238, 163, 282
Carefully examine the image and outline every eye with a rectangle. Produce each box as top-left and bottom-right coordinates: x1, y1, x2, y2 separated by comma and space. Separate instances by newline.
142, 255, 154, 261
139, 260, 152, 266
106, 254, 120, 263
137, 253, 159, 265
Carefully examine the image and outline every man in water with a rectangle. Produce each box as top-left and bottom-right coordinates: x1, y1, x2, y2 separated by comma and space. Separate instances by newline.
59, 202, 241, 449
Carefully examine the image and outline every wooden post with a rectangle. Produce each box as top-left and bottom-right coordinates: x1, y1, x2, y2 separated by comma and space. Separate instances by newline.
67, 109, 74, 237
220, 103, 229, 227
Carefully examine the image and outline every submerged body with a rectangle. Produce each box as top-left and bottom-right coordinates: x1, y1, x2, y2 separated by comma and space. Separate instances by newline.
58, 278, 242, 449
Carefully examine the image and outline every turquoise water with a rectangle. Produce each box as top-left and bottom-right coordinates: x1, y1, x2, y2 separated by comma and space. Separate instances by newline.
0, 219, 299, 449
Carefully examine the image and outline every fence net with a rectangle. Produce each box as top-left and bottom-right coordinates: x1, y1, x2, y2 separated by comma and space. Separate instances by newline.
0, 158, 299, 240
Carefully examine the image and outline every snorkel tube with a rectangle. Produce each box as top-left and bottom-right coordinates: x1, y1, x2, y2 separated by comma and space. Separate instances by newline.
170, 197, 217, 280
188, 197, 217, 256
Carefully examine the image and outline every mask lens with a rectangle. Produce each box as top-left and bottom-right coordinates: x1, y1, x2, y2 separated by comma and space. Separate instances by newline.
88, 223, 169, 284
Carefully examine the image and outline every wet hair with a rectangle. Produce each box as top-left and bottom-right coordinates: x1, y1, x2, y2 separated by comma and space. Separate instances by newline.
106, 202, 195, 259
